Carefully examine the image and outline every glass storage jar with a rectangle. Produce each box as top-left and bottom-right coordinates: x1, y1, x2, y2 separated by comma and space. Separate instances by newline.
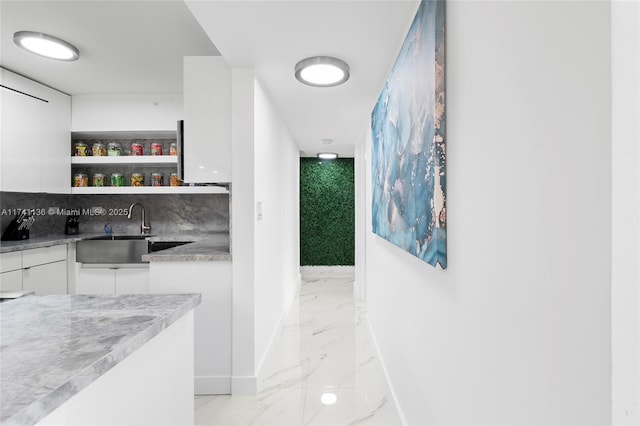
110, 173, 124, 187
73, 173, 88, 187
73, 142, 88, 157
92, 143, 107, 156
107, 142, 122, 156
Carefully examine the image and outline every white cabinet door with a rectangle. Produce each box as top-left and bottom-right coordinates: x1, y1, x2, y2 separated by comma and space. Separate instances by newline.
0, 270, 23, 291
183, 57, 231, 183
71, 94, 182, 132
39, 86, 71, 194
77, 268, 115, 295
23, 260, 67, 295
0, 70, 70, 193
22, 245, 67, 268
0, 251, 22, 273
115, 267, 149, 294
1, 71, 44, 192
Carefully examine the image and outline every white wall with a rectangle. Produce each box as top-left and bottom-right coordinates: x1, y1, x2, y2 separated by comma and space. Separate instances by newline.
611, 1, 640, 424
231, 69, 300, 394
253, 78, 301, 374
231, 68, 257, 393
359, 1, 612, 424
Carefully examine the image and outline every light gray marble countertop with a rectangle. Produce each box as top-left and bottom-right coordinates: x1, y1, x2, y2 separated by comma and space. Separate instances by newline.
0, 293, 201, 426
142, 237, 231, 262
0, 234, 97, 253
1, 233, 231, 261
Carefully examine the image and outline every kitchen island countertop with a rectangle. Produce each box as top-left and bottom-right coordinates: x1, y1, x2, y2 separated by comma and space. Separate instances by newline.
0, 293, 201, 426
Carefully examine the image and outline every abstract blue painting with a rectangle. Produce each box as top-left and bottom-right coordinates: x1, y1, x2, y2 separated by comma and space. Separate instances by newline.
371, 0, 446, 269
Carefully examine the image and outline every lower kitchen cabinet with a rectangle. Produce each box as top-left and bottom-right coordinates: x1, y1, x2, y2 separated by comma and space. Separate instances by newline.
77, 268, 115, 295
0, 245, 68, 294
23, 261, 67, 295
0, 270, 23, 291
77, 266, 149, 295
115, 268, 150, 294
0, 251, 23, 291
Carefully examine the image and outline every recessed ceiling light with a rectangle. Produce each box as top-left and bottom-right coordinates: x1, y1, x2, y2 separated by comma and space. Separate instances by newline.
295, 56, 350, 87
317, 152, 338, 160
13, 31, 79, 61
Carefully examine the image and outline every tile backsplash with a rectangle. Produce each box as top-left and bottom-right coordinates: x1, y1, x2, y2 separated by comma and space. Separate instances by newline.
0, 191, 229, 238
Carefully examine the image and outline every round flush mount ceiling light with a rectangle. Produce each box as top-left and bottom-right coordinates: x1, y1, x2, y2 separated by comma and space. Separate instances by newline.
318, 152, 338, 160
14, 31, 79, 61
295, 56, 350, 87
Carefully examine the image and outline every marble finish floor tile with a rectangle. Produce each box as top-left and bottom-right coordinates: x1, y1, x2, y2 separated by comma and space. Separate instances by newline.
195, 270, 400, 425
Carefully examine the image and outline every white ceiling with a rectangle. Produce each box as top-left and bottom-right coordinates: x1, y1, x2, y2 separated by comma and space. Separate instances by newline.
0, 1, 219, 93
0, 0, 420, 158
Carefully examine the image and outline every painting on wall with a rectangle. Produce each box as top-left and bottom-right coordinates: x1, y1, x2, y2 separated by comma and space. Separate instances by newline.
371, 0, 446, 269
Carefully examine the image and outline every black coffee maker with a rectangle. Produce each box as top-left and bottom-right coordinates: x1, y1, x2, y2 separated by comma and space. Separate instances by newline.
65, 215, 80, 235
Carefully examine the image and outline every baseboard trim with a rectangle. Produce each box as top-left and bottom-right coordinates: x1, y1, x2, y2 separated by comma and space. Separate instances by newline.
300, 265, 355, 274
365, 317, 408, 426
255, 273, 301, 392
195, 376, 231, 395
231, 376, 258, 395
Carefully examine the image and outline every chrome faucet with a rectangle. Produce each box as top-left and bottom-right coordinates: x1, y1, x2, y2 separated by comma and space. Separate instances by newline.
127, 202, 151, 234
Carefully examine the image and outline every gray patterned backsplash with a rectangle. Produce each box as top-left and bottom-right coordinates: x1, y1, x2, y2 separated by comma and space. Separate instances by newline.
0, 192, 229, 238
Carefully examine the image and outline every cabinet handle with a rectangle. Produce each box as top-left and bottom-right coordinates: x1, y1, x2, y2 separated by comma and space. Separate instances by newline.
0, 84, 49, 103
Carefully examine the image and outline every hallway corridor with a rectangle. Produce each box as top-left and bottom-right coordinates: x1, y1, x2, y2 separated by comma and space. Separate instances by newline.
194, 270, 400, 425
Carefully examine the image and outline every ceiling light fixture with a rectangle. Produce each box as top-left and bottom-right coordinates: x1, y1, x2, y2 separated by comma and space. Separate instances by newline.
13, 31, 79, 61
317, 152, 338, 160
295, 56, 350, 87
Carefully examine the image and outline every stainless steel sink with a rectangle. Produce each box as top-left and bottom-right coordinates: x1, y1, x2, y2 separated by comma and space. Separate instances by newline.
76, 236, 193, 263
77, 235, 151, 263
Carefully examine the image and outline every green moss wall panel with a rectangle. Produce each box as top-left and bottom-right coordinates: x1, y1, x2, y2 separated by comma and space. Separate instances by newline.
300, 158, 355, 266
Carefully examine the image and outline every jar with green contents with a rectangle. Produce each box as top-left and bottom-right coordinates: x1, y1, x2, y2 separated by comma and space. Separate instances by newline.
107, 142, 122, 156
110, 173, 125, 187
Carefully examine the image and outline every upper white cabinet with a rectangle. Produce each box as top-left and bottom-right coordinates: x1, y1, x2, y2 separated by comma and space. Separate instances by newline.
1, 69, 71, 193
183, 57, 231, 183
71, 94, 183, 132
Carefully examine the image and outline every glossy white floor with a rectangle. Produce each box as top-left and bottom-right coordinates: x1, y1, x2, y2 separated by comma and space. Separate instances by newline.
194, 269, 401, 425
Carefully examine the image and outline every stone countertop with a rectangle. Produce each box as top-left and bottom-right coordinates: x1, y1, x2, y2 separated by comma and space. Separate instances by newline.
0, 293, 201, 426
142, 238, 232, 262
1, 233, 231, 261
0, 234, 99, 253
